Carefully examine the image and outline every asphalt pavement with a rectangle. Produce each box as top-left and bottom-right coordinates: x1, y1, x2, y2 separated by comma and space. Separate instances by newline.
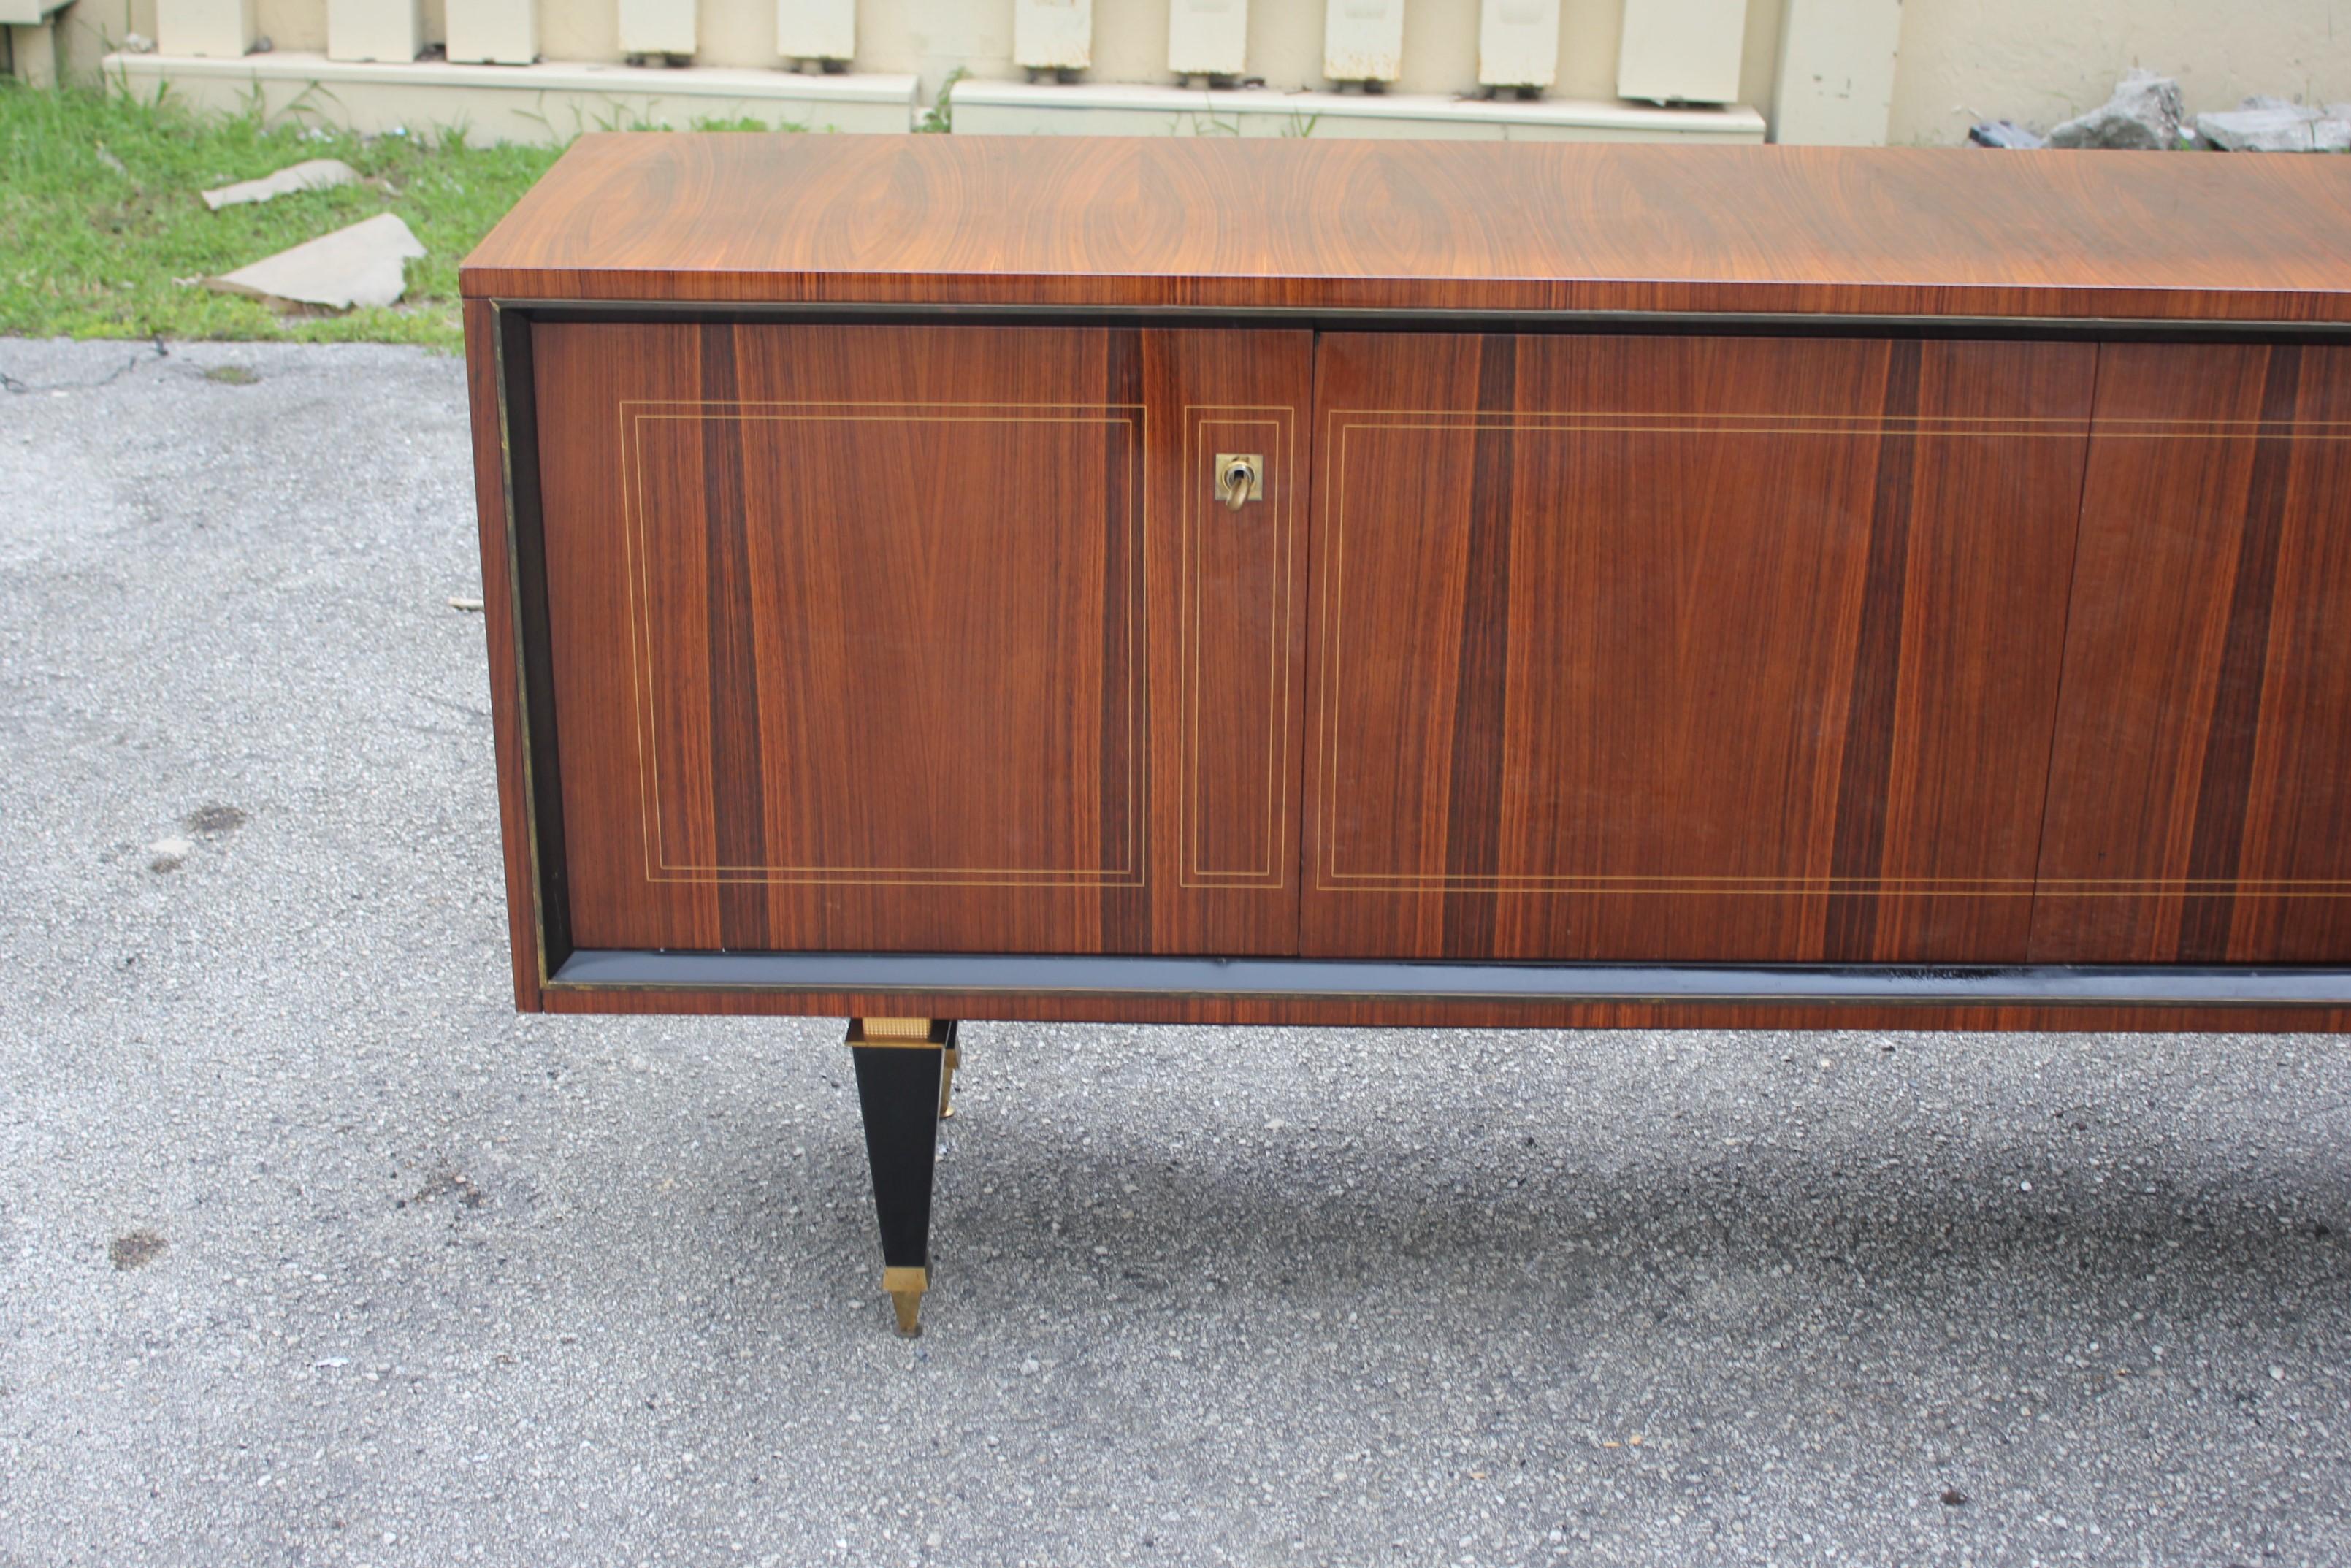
1, 336, 2347, 1567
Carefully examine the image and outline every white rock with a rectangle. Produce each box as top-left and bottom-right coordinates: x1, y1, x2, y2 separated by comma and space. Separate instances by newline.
2198, 97, 2351, 152
200, 158, 361, 211
204, 213, 425, 313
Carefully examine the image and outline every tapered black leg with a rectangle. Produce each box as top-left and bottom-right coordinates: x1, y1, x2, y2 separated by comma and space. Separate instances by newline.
847, 1017, 954, 1336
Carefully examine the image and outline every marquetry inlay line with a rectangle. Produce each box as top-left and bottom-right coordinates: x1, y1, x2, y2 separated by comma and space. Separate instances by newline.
619, 398, 1148, 887
1321, 408, 2351, 438
1179, 405, 1296, 891
1312, 405, 2351, 898
1301, 875, 2351, 885
1312, 880, 2351, 894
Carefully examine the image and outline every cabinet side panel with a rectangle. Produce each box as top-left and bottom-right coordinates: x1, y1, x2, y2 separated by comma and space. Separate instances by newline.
2033, 343, 2351, 963
1301, 332, 2092, 963
464, 300, 543, 1011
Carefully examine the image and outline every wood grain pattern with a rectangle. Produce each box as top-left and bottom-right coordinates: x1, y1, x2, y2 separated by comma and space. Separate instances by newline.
530, 320, 1307, 956
1300, 332, 2095, 963
1145, 329, 1313, 953
2033, 343, 2351, 963
460, 135, 2351, 323
463, 137, 2351, 1029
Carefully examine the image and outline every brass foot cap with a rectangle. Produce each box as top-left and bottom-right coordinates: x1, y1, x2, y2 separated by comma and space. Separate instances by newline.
883, 1265, 928, 1337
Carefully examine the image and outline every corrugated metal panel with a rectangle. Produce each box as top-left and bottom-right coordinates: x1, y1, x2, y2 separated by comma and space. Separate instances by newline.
1478, 0, 1557, 90
1168, 0, 1247, 79
447, 0, 539, 65
1324, 0, 1402, 84
1768, 0, 1900, 144
1012, 0, 1090, 72
778, 0, 855, 64
328, 0, 421, 62
1617, 0, 1748, 104
618, 0, 696, 57
153, 0, 256, 57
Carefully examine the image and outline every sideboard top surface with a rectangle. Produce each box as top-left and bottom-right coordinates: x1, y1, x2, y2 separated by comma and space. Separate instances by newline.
459, 133, 2351, 323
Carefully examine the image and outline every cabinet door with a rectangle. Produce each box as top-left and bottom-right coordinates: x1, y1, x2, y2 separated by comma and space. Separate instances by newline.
1301, 332, 2094, 963
531, 322, 1308, 955
2032, 343, 2351, 963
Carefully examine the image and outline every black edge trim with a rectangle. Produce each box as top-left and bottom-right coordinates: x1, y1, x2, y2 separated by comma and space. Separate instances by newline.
549, 951, 2351, 1009
495, 307, 573, 979
490, 299, 2351, 346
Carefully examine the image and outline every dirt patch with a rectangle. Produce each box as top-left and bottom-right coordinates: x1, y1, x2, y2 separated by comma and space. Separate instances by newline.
109, 1230, 167, 1270
400, 1169, 485, 1211
183, 803, 248, 835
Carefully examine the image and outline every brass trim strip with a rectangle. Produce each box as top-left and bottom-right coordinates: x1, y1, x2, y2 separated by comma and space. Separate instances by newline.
882, 1265, 928, 1336
846, 1015, 952, 1047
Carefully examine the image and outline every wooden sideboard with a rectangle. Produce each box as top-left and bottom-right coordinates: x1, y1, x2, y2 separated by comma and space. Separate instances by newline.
464, 135, 2351, 1331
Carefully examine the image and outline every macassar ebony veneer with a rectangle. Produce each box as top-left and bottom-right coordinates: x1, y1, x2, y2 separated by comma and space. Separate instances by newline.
465, 134, 2351, 1332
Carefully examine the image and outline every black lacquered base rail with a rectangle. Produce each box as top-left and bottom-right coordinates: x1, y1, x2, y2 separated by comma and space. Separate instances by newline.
557, 950, 2351, 1009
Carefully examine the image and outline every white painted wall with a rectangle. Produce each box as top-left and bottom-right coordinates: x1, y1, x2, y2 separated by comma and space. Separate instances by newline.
1889, 0, 2351, 146
118, 0, 1775, 104
57, 0, 2351, 146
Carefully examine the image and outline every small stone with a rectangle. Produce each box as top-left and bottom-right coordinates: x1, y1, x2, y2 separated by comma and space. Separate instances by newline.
2198, 96, 2351, 153
1968, 119, 2044, 150
1020, 1358, 1040, 1375
204, 213, 425, 313
2046, 69, 2184, 150
199, 158, 361, 212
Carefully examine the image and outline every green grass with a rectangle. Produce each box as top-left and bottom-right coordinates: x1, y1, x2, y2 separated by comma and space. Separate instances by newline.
0, 81, 792, 351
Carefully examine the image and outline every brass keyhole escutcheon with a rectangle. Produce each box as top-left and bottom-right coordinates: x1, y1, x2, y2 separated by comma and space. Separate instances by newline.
1215, 452, 1264, 512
